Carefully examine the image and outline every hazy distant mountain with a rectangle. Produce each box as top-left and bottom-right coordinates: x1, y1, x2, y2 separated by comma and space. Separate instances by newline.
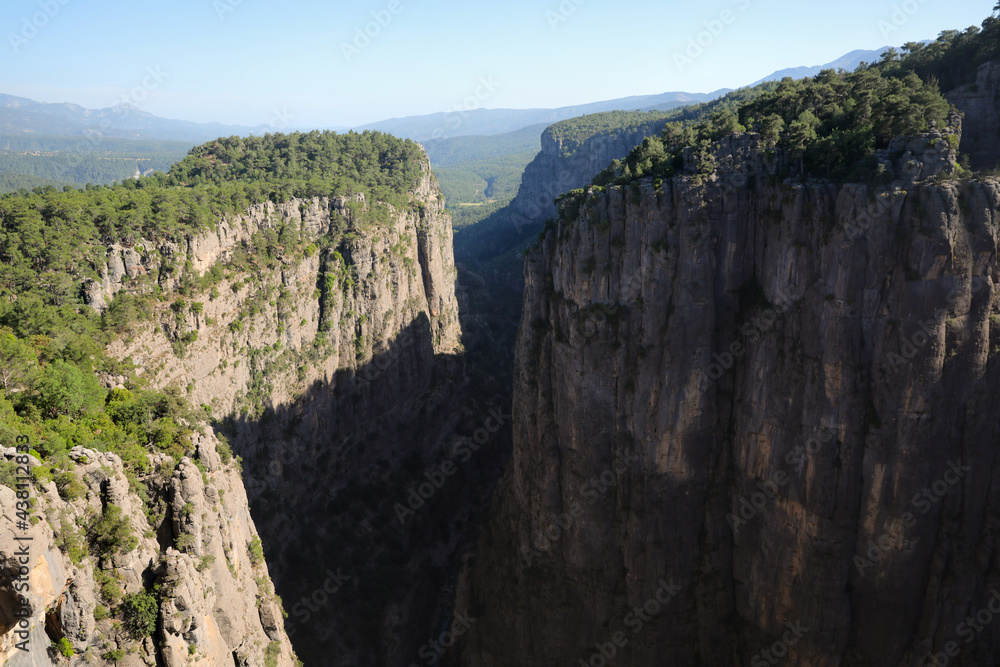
0, 45, 899, 149
356, 47, 896, 141
750, 47, 892, 85
353, 91, 727, 141
422, 124, 547, 167
0, 93, 268, 143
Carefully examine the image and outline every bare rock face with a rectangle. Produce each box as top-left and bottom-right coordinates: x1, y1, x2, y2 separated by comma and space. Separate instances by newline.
508, 120, 672, 229
455, 113, 674, 288
947, 61, 1000, 171
0, 432, 296, 666
455, 127, 1000, 666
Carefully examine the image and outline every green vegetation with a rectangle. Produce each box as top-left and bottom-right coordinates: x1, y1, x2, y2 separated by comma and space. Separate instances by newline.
446, 198, 513, 231
546, 110, 676, 157
0, 136, 191, 193
588, 11, 999, 194
248, 536, 264, 566
435, 150, 537, 230
591, 67, 948, 189
171, 130, 424, 207
88, 504, 138, 557
426, 125, 545, 231
884, 14, 1000, 93
0, 173, 74, 195
0, 130, 423, 504
54, 471, 86, 500
102, 648, 126, 663
120, 588, 159, 639
53, 637, 75, 658
265, 640, 281, 667
434, 152, 535, 205
422, 123, 544, 167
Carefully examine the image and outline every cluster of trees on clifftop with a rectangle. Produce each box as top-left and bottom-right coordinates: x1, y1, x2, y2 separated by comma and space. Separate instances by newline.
171, 130, 425, 206
589, 7, 999, 190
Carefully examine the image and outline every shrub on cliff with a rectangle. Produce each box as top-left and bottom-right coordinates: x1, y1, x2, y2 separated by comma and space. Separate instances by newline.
88, 504, 138, 557
120, 587, 159, 639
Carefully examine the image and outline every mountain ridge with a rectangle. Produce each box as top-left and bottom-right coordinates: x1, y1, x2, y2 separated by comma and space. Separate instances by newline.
0, 45, 901, 147
750, 46, 892, 85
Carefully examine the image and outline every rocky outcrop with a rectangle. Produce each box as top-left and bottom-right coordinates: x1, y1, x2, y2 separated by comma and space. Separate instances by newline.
947, 61, 1000, 171
508, 116, 673, 228
100, 169, 460, 420
87, 152, 484, 665
454, 113, 673, 286
0, 433, 295, 666
455, 130, 1000, 666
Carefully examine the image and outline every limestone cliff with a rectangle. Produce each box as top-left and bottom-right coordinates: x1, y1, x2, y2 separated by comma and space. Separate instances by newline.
454, 113, 673, 286
947, 61, 1000, 171
1, 432, 296, 667
507, 116, 672, 229
455, 125, 1000, 666
72, 150, 486, 666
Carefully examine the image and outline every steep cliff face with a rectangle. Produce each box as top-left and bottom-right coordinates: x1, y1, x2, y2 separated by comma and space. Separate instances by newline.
78, 153, 488, 665
91, 161, 460, 420
1, 432, 296, 667
506, 119, 670, 229
456, 130, 1000, 666
947, 61, 1000, 171
454, 114, 672, 286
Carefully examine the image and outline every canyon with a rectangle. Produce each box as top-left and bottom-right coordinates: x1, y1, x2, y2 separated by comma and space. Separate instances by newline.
453, 71, 1000, 665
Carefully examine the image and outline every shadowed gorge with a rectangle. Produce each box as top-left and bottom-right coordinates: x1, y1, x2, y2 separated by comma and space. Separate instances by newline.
3, 6, 1000, 667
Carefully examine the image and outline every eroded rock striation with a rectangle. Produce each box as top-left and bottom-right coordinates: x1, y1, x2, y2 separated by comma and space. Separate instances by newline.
0, 434, 295, 667
455, 126, 1000, 666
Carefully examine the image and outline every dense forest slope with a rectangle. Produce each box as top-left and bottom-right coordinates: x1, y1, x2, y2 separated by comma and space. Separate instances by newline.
455, 14, 1000, 667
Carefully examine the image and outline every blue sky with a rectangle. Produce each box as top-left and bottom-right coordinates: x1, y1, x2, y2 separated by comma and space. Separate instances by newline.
0, 0, 993, 129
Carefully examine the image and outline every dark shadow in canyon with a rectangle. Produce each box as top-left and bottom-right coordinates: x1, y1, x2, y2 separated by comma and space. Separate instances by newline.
219, 293, 515, 666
